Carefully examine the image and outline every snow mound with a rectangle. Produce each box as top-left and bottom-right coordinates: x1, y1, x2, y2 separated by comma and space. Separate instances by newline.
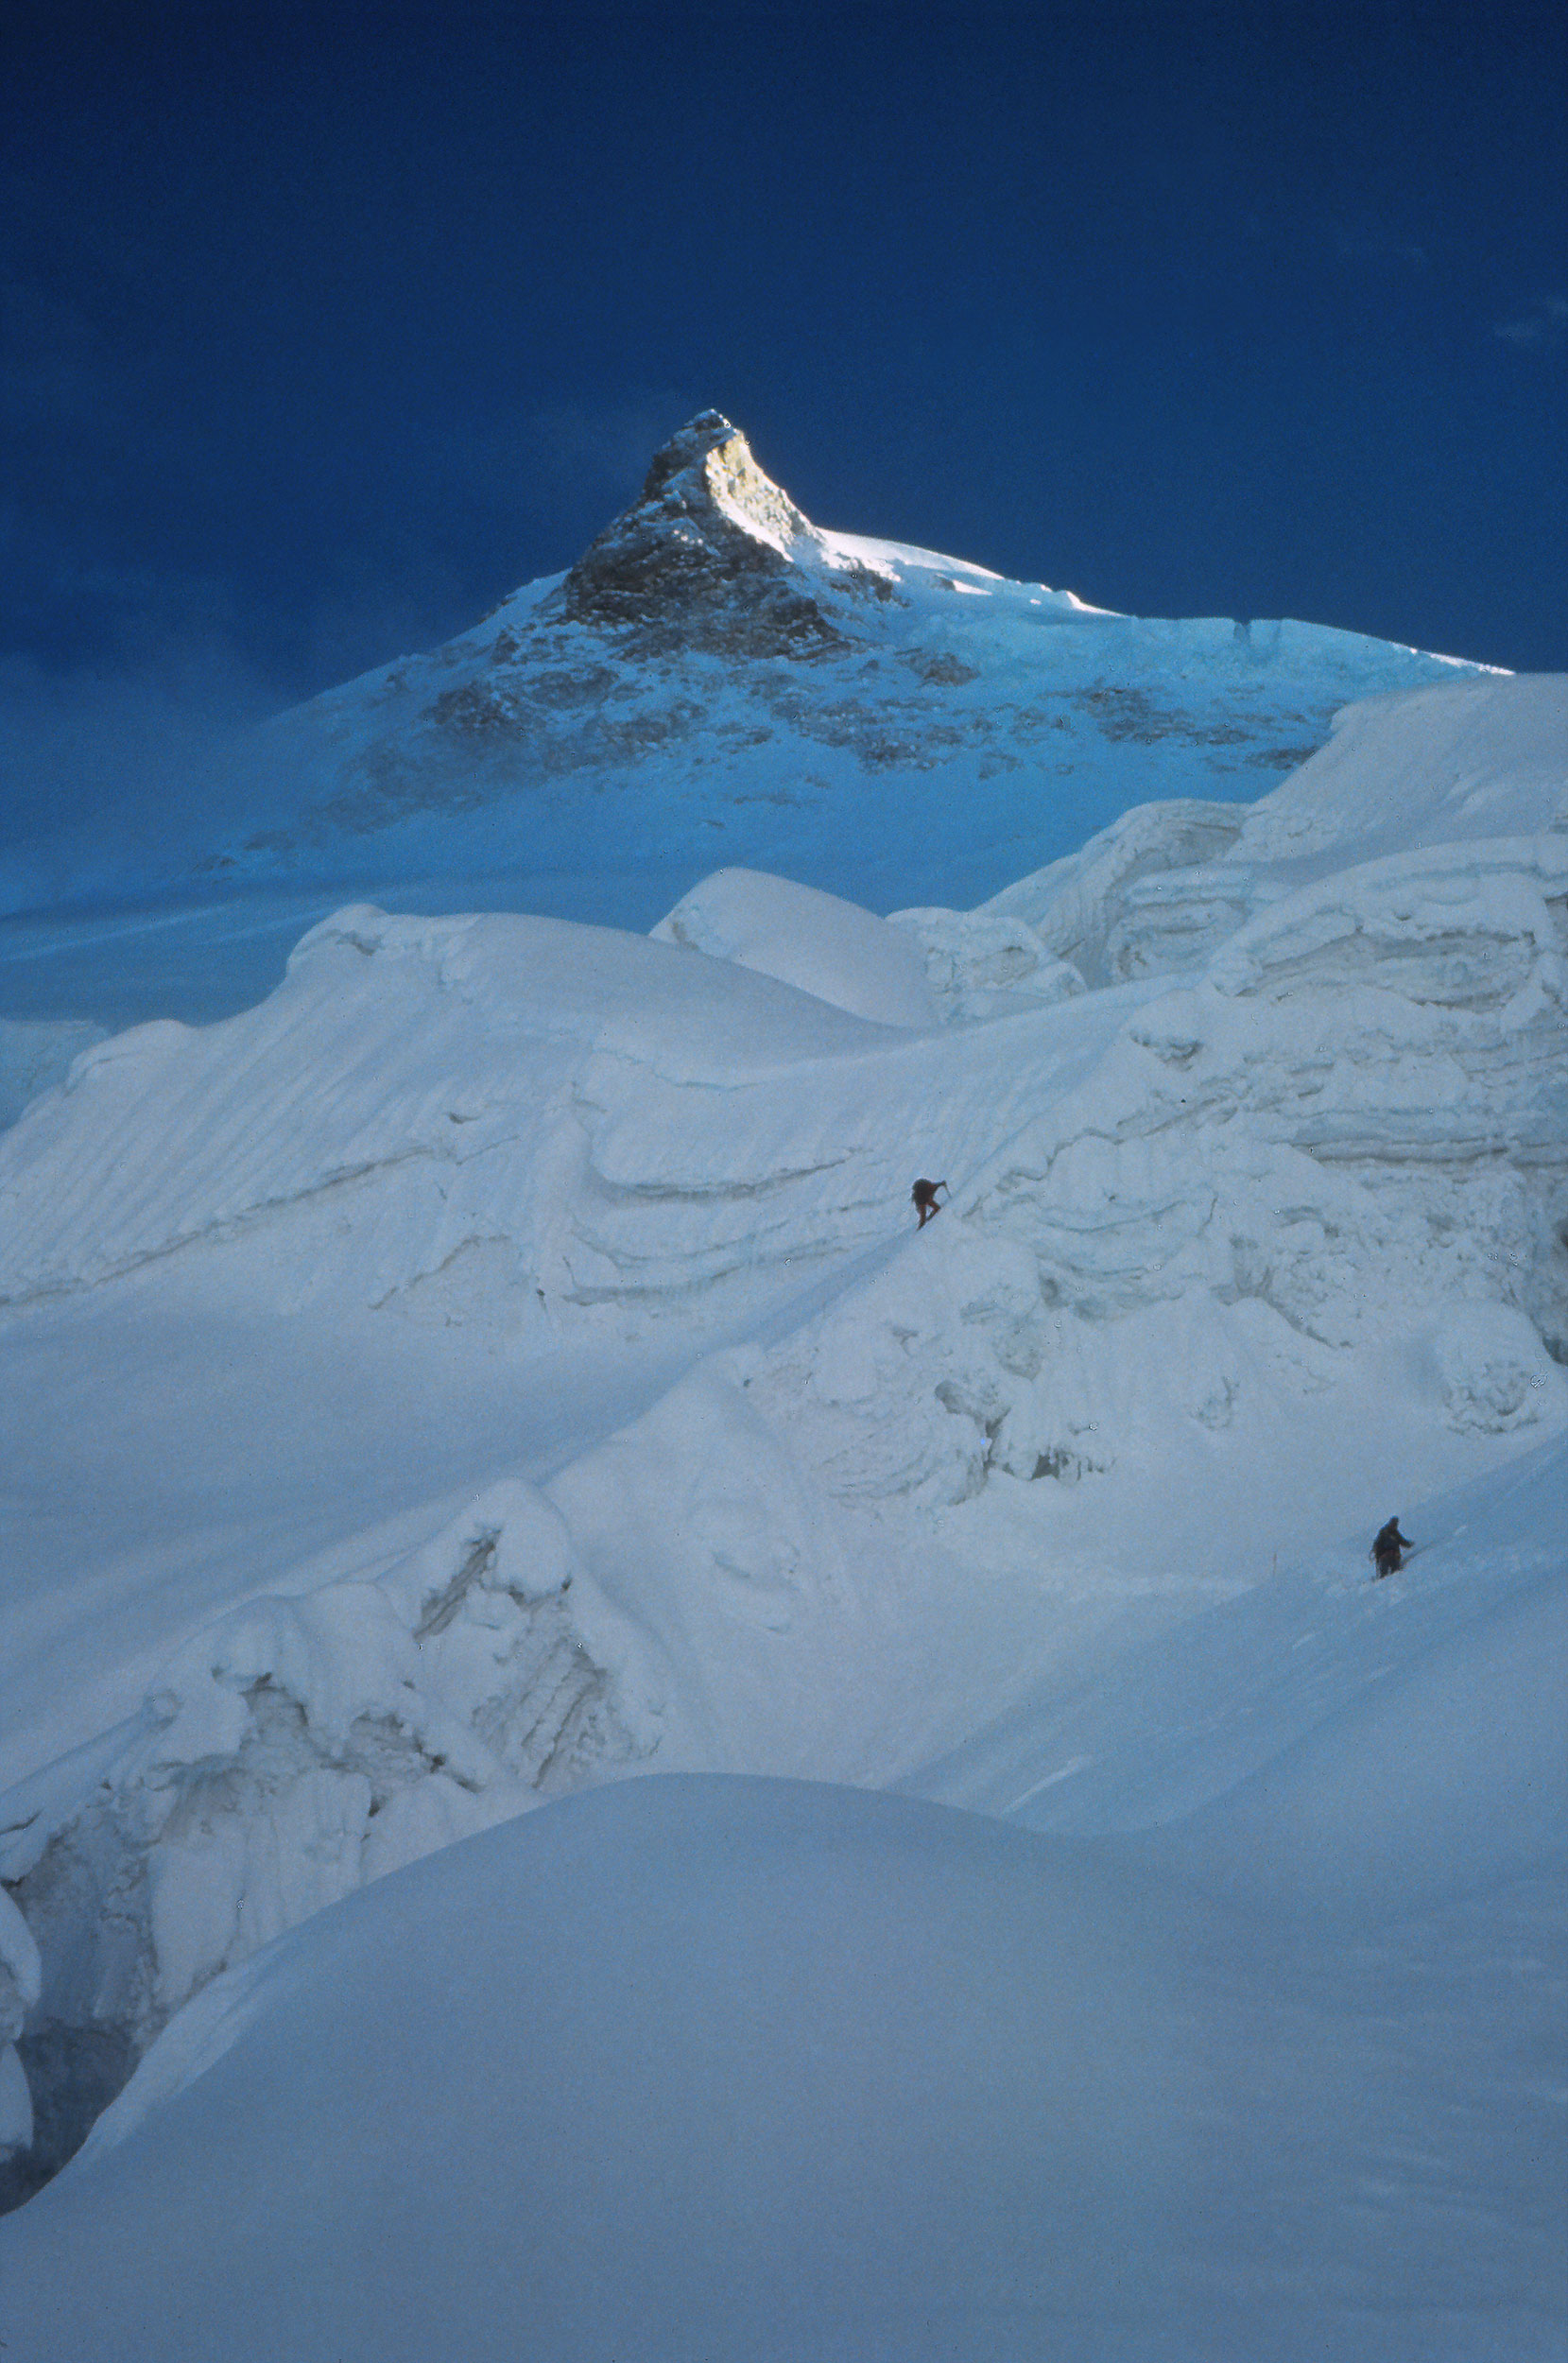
651, 866, 938, 1027
3, 1770, 1559, 2363
0, 903, 907, 1314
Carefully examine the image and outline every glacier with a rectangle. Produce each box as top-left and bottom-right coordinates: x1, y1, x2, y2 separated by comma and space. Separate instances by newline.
0, 417, 1562, 2358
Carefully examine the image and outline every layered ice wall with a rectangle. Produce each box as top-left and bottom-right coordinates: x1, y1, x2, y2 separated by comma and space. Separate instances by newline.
0, 670, 1563, 2189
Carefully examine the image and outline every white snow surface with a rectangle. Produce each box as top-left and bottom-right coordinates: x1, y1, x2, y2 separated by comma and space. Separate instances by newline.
984, 671, 1567, 986
3, 1682, 1562, 2360
651, 865, 939, 1027
0, 656, 1564, 2349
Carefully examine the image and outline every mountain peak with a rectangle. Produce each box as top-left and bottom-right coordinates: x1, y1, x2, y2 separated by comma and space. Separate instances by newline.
555, 412, 840, 653
641, 406, 736, 483
638, 411, 814, 554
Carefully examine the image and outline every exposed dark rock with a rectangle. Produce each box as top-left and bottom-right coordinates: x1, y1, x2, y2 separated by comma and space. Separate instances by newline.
905, 650, 982, 686
553, 411, 851, 659
1076, 684, 1339, 755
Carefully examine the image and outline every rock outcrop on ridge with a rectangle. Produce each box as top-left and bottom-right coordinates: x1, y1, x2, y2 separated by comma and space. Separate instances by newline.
554, 407, 863, 655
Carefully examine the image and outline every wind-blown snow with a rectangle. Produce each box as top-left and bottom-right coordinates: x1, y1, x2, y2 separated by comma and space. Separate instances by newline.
0, 604, 1562, 2346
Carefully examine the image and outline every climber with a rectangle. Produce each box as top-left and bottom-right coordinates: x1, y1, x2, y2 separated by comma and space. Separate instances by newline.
912, 1179, 949, 1229
1370, 1517, 1413, 1578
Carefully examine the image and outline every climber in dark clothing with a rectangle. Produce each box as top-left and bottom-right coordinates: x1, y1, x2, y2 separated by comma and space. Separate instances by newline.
1370, 1518, 1413, 1578
912, 1179, 948, 1229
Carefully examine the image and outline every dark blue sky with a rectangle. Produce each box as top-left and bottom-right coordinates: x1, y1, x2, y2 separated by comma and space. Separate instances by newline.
3, 0, 1565, 719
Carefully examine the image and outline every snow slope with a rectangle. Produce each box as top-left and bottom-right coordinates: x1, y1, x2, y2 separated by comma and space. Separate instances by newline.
1, 1695, 1561, 2362
0, 651, 1562, 2346
911, 1425, 1568, 1860
0, 412, 1499, 1034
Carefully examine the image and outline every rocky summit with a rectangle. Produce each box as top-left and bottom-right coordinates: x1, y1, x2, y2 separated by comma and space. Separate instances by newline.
555, 408, 866, 654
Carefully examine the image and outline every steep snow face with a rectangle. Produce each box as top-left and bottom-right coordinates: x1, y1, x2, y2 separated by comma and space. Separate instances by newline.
79, 412, 1493, 934
911, 1427, 1568, 1850
0, 668, 1563, 2202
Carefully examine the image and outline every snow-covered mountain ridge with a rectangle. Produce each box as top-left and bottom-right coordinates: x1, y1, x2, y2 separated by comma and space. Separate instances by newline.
189, 410, 1494, 919
1, 662, 1563, 2222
